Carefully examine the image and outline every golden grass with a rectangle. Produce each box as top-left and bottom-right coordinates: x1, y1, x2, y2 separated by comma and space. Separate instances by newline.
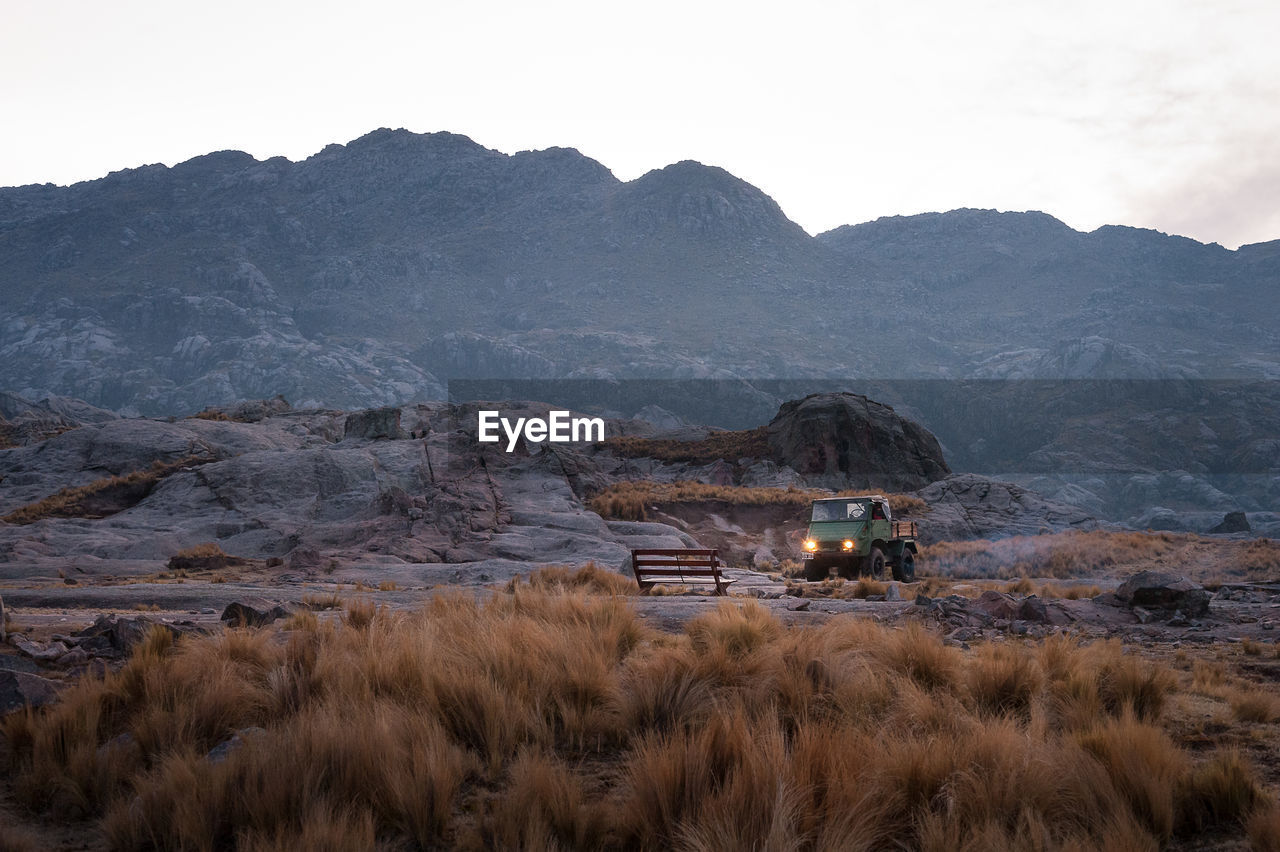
589, 479, 926, 522
1250, 804, 1280, 851
166, 541, 246, 574
2, 455, 214, 525
1229, 688, 1280, 724
602, 427, 771, 465
507, 563, 639, 596
922, 529, 1280, 582
302, 591, 343, 611
3, 591, 1273, 850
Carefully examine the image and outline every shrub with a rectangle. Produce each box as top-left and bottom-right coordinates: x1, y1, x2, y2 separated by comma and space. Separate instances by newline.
1230, 688, 1279, 724
4, 585, 1269, 851
168, 541, 244, 573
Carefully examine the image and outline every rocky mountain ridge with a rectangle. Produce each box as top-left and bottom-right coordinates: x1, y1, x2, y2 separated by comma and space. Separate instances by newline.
3, 128, 1278, 419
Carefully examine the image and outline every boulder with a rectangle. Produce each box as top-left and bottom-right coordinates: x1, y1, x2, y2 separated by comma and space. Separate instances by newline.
73, 615, 188, 656
0, 670, 62, 714
764, 393, 950, 491
1209, 511, 1251, 534
11, 637, 69, 662
971, 590, 1019, 620
0, 653, 40, 674
220, 600, 293, 628
1115, 571, 1211, 617
1017, 595, 1050, 624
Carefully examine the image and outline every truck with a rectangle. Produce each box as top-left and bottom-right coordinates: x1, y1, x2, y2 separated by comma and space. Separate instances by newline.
799, 495, 918, 582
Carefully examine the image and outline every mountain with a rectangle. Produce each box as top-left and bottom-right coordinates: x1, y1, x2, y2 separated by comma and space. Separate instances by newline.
4, 128, 1278, 418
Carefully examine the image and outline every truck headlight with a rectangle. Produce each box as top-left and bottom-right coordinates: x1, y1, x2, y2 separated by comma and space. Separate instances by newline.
803, 539, 817, 552
842, 539, 854, 551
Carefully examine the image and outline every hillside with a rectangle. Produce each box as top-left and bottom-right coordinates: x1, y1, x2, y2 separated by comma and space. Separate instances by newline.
2, 129, 1278, 419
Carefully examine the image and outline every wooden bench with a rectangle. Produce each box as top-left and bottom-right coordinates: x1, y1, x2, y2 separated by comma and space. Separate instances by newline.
630, 548, 736, 596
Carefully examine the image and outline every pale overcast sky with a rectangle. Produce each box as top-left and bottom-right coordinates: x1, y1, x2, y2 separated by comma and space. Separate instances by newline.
3, 0, 1278, 248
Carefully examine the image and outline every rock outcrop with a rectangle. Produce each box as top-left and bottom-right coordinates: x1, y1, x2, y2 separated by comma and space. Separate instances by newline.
1209, 511, 1251, 534
1114, 571, 1211, 618
765, 393, 950, 491
912, 474, 1101, 543
0, 670, 62, 714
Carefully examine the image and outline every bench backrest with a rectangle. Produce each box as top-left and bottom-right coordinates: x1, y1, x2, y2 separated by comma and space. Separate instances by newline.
630, 548, 731, 595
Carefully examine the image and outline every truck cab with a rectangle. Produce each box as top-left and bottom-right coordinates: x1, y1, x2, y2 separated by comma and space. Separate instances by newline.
800, 495, 918, 582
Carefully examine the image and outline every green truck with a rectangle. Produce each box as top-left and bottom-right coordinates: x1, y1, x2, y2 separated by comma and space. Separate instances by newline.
799, 495, 919, 582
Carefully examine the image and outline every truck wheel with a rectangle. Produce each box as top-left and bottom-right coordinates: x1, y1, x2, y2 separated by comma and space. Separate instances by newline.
804, 559, 831, 582
893, 550, 916, 582
863, 547, 886, 580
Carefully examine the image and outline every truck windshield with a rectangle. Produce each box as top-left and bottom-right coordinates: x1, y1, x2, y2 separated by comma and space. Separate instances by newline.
811, 500, 867, 521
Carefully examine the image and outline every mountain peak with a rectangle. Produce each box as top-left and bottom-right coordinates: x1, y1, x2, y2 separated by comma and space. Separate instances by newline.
618, 160, 807, 240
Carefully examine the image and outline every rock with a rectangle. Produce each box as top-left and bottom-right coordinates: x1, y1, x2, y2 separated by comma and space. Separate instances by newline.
57, 647, 89, 667
1262, 620, 1274, 631
206, 726, 268, 763
11, 637, 69, 662
764, 393, 950, 491
0, 670, 62, 714
1115, 571, 1211, 618
1209, 511, 1251, 534
74, 615, 181, 655
1017, 595, 1049, 624
789, 600, 811, 612
228, 397, 291, 423
911, 474, 1100, 543
343, 407, 407, 441
0, 654, 40, 673
220, 600, 292, 628
287, 546, 323, 571
1169, 611, 1188, 626
885, 583, 903, 602
1133, 607, 1154, 625
971, 590, 1018, 620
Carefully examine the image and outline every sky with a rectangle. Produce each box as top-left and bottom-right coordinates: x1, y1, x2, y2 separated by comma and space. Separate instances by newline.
3, 0, 1278, 248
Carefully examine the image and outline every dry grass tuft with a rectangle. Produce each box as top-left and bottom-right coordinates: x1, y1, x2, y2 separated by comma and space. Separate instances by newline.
167, 541, 245, 573
302, 591, 343, 611
603, 427, 771, 465
923, 530, 1280, 582
1249, 804, 1280, 852
1177, 750, 1266, 835
343, 598, 377, 630
2, 455, 214, 524
589, 479, 925, 522
510, 562, 639, 596
1229, 687, 1280, 724
3, 586, 1272, 850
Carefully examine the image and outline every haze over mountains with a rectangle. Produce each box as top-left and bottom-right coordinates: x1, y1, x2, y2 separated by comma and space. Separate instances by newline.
2, 127, 1279, 417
